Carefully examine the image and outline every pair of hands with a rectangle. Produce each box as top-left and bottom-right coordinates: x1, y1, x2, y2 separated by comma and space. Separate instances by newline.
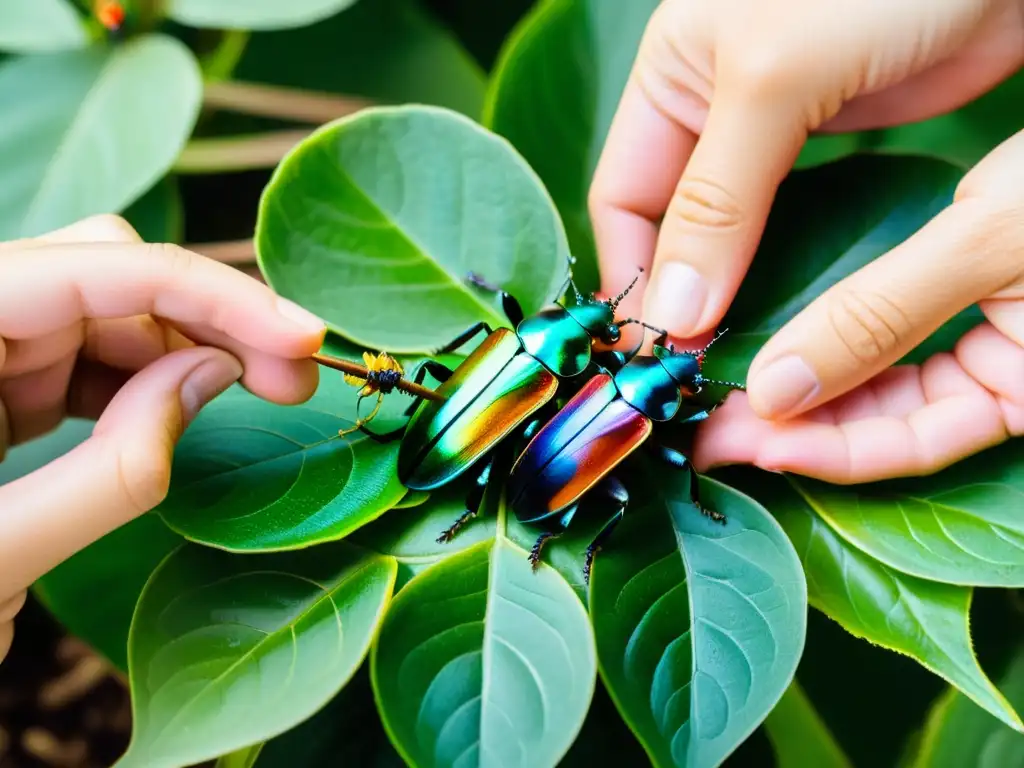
2, 0, 1024, 663
591, 0, 1024, 485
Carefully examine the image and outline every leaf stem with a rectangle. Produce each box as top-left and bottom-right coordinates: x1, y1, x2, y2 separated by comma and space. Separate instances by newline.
173, 130, 311, 173
312, 354, 445, 402
203, 80, 372, 124
186, 238, 255, 265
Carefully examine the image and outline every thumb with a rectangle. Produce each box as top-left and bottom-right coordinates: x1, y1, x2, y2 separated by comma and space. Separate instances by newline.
745, 196, 1022, 420
643, 92, 806, 338
0, 347, 241, 602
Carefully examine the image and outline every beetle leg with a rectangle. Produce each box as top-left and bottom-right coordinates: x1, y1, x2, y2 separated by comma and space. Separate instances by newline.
431, 322, 494, 356
436, 457, 493, 544
466, 273, 525, 327
583, 477, 629, 585
528, 532, 558, 569
653, 444, 726, 524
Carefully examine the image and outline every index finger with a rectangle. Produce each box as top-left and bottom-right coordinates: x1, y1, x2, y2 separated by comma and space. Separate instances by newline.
589, 76, 698, 318
0, 241, 326, 358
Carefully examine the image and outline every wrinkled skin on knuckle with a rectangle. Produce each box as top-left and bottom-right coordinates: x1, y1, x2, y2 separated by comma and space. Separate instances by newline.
827, 287, 912, 365
671, 177, 745, 231
114, 442, 172, 517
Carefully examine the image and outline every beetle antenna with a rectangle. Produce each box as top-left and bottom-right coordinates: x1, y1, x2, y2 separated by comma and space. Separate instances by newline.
617, 318, 666, 336
563, 253, 584, 305
609, 266, 645, 310
683, 327, 730, 364
699, 377, 746, 392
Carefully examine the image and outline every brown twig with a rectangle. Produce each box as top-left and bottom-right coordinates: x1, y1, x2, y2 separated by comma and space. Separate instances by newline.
312, 353, 445, 402
186, 238, 255, 265
203, 80, 372, 124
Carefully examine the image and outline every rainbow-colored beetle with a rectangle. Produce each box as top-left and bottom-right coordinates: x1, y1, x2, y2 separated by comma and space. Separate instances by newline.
353, 265, 648, 543
506, 327, 744, 582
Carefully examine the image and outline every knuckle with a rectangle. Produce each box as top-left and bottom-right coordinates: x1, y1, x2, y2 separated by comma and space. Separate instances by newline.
670, 177, 744, 231
114, 444, 172, 516
148, 242, 196, 276
827, 288, 911, 365
727, 47, 802, 97
0, 590, 26, 623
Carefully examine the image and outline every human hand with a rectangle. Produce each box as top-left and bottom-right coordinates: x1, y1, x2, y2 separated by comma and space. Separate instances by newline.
691, 131, 1024, 483
0, 215, 326, 662
588, 0, 1024, 483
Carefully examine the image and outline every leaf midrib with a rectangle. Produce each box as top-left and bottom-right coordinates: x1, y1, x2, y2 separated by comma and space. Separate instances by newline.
133, 558, 383, 756
327, 137, 506, 329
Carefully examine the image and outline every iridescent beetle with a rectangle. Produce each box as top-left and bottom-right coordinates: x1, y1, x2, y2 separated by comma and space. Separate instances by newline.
504, 326, 745, 583
352, 262, 650, 543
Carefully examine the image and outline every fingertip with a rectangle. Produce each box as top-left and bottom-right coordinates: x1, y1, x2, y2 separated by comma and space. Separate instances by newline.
241, 358, 320, 406
274, 297, 328, 357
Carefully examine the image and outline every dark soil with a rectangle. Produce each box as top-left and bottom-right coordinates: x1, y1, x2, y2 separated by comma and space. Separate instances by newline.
0, 595, 131, 768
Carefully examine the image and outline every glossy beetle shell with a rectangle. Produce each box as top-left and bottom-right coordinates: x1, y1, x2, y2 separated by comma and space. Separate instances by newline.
515, 306, 592, 377
614, 356, 683, 422
508, 373, 652, 523
399, 328, 557, 490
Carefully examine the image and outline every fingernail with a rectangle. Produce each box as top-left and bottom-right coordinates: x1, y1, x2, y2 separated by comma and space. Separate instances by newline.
181, 355, 243, 424
276, 297, 327, 336
749, 355, 819, 418
644, 263, 707, 334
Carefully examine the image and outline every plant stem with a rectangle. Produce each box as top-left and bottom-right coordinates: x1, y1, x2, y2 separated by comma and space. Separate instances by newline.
312, 354, 445, 402
203, 81, 371, 124
186, 238, 255, 265
174, 130, 311, 173
200, 30, 251, 82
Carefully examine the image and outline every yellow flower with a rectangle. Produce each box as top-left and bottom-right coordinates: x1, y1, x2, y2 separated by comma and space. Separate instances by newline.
342, 351, 403, 396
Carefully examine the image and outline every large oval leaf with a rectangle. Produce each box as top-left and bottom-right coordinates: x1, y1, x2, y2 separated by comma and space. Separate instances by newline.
589, 465, 807, 768
116, 541, 397, 768
730, 468, 1022, 731
167, 0, 358, 30
909, 647, 1024, 768
0, 0, 87, 53
0, 34, 202, 240
256, 105, 570, 353
371, 537, 597, 767
484, 0, 659, 293
157, 369, 407, 552
789, 441, 1024, 587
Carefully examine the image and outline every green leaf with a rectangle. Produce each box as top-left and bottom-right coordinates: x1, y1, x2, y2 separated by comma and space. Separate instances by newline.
157, 369, 407, 552
484, 0, 659, 294
230, 0, 485, 118
789, 440, 1024, 588
167, 0, 359, 31
0, 34, 202, 240
588, 466, 807, 768
720, 468, 1023, 732
911, 647, 1024, 768
122, 176, 184, 244
117, 540, 397, 768
0, 0, 87, 53
255, 104, 570, 353
371, 537, 597, 767
351, 482, 498, 587
710, 153, 967, 381
763, 680, 853, 768
34, 512, 182, 673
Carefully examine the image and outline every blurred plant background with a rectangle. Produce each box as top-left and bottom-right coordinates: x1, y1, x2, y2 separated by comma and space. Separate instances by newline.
0, 1, 1022, 767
